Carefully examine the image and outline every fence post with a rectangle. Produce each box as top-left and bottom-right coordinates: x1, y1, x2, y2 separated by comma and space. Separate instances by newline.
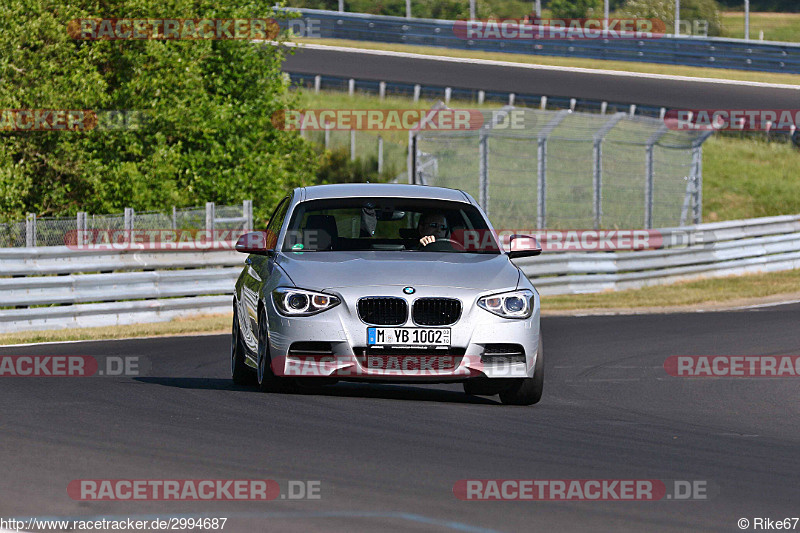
444, 87, 451, 106
348, 78, 355, 96
645, 145, 655, 229
645, 125, 669, 229
593, 113, 626, 230
692, 145, 704, 224
377, 135, 384, 174
172, 206, 177, 231
243, 200, 253, 231
540, 96, 547, 110
536, 110, 571, 229
350, 130, 356, 161
478, 130, 489, 213
314, 75, 321, 93
407, 131, 416, 184
413, 84, 421, 103
508, 93, 515, 106
25, 213, 36, 247
379, 81, 386, 100
537, 140, 546, 229
477, 90, 485, 105
324, 128, 330, 149
124, 207, 134, 231
77, 211, 86, 246
205, 202, 215, 233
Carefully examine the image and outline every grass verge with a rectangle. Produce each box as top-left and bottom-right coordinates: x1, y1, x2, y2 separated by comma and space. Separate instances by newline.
540, 268, 800, 312
720, 11, 800, 42
291, 38, 800, 86
0, 314, 231, 346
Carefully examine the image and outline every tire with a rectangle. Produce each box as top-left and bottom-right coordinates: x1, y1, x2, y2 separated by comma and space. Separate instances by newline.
499, 336, 544, 406
256, 307, 294, 393
231, 306, 255, 386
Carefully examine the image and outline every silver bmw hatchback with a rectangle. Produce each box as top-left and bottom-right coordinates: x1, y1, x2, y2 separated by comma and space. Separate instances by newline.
230, 183, 544, 405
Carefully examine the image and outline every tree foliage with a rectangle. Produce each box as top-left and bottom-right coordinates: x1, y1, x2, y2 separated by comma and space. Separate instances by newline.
621, 0, 723, 36
0, 0, 319, 224
549, 0, 603, 19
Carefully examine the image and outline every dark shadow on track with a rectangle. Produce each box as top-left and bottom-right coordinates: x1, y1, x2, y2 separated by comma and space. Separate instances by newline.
134, 377, 501, 404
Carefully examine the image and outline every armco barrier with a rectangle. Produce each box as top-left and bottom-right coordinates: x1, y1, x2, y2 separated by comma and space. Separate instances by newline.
280, 8, 800, 74
516, 214, 800, 294
0, 248, 241, 333
1, 213, 799, 332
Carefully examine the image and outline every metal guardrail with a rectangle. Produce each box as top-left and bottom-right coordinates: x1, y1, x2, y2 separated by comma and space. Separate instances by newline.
0, 248, 241, 333
516, 214, 800, 294
1, 213, 799, 332
281, 8, 800, 74
288, 72, 671, 118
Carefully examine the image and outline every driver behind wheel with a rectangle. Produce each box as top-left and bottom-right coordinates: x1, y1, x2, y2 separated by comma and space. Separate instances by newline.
418, 212, 449, 247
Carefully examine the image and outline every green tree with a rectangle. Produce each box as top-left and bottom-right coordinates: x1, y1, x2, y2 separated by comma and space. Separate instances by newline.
0, 0, 319, 224
621, 0, 723, 36
549, 0, 603, 18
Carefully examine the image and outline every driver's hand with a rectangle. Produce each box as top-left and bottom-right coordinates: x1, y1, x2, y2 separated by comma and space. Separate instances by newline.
420, 235, 436, 246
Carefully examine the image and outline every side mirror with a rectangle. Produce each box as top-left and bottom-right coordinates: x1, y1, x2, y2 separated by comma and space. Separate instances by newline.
235, 231, 274, 255
507, 234, 542, 259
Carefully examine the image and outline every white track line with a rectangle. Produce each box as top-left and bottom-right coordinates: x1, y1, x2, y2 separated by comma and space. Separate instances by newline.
731, 298, 800, 310
285, 42, 800, 90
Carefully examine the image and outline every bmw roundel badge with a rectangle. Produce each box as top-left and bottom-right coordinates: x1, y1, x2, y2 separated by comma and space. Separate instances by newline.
403, 287, 415, 295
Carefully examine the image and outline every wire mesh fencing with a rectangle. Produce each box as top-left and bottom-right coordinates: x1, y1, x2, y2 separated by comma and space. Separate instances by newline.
412, 107, 714, 230
0, 201, 253, 248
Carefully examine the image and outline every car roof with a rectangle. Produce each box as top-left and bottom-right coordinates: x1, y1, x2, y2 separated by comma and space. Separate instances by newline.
298, 183, 471, 203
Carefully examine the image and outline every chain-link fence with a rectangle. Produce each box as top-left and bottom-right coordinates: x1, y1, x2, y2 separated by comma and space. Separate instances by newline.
0, 201, 253, 248
411, 107, 714, 230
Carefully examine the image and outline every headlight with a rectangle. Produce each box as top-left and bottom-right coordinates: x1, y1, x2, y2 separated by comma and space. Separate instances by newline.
273, 287, 340, 317
477, 289, 535, 319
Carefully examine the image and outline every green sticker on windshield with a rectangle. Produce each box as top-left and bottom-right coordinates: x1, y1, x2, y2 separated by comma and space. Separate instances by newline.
292, 243, 304, 250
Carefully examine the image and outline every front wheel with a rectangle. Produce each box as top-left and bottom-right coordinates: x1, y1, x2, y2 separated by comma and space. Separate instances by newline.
256, 307, 294, 393
499, 336, 544, 406
231, 306, 255, 386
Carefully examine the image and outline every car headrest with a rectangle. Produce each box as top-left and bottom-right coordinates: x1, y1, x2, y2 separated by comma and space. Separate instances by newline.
303, 214, 338, 251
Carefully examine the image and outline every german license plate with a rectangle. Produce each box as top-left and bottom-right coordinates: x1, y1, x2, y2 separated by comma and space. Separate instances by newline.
367, 327, 451, 347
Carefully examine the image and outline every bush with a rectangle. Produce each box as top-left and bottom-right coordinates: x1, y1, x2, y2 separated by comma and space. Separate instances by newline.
621, 0, 722, 36
549, 0, 603, 18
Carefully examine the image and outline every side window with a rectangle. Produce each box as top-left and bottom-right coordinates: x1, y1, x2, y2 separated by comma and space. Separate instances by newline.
265, 196, 290, 249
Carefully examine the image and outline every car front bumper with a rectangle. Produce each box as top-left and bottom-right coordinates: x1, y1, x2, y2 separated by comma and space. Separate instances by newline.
265, 285, 540, 382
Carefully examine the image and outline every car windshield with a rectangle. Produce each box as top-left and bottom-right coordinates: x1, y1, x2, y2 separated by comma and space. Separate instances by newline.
282, 197, 500, 253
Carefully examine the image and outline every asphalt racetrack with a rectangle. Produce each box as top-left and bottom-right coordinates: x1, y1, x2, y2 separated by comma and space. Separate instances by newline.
2, 308, 800, 532
281, 45, 800, 110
